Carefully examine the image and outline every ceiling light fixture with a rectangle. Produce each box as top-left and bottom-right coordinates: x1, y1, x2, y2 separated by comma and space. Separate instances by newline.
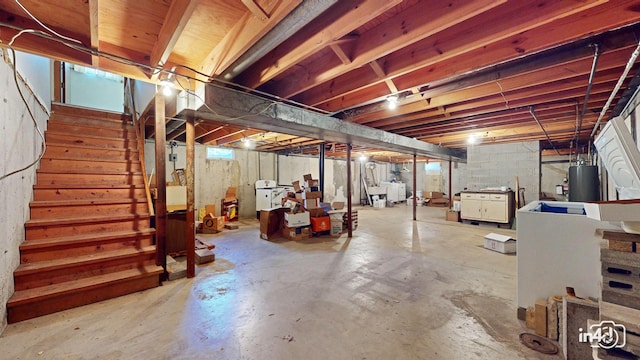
359, 154, 368, 162
386, 95, 399, 110
159, 79, 173, 97
467, 133, 481, 145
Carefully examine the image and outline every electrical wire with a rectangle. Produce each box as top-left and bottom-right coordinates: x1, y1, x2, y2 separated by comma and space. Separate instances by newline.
0, 46, 47, 181
14, 0, 82, 45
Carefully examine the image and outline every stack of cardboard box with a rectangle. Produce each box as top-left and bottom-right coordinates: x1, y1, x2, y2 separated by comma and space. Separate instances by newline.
260, 174, 335, 240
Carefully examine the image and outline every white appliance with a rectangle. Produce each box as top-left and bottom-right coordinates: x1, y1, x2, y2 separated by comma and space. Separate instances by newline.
516, 201, 616, 309
255, 180, 293, 214
380, 181, 406, 203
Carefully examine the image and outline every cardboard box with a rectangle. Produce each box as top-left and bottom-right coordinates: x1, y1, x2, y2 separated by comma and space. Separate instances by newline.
292, 180, 302, 192
303, 174, 313, 181
309, 179, 319, 187
259, 207, 288, 240
202, 214, 224, 233
483, 233, 516, 253
306, 191, 322, 199
330, 220, 342, 237
224, 187, 237, 202
310, 216, 331, 232
282, 225, 311, 241
446, 210, 460, 222
205, 204, 216, 217
309, 208, 326, 217
332, 202, 344, 210
426, 191, 444, 199
305, 198, 319, 209
284, 211, 311, 227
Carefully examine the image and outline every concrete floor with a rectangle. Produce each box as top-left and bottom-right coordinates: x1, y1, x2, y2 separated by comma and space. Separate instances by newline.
0, 205, 562, 359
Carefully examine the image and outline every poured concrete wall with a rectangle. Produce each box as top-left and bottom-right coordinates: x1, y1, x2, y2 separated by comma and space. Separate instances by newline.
466, 141, 540, 204
0, 51, 51, 333
144, 142, 275, 218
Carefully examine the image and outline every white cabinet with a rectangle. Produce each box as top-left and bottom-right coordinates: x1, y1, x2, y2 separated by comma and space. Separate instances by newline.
460, 191, 514, 224
380, 181, 406, 203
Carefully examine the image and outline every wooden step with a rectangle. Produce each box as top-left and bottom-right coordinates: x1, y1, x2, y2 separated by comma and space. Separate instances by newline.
51, 103, 133, 122
43, 143, 139, 162
38, 158, 142, 174
45, 132, 137, 150
30, 198, 150, 219
46, 121, 136, 139
20, 228, 156, 263
14, 246, 157, 291
7, 265, 163, 323
37, 172, 145, 186
25, 214, 152, 240
33, 184, 147, 201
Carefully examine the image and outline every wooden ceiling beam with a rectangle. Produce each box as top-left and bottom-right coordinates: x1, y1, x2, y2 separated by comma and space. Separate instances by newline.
297, 0, 620, 112
149, 0, 199, 76
241, 0, 269, 22
237, 0, 403, 89
265, 0, 504, 99
200, 0, 301, 77
89, 0, 99, 66
0, 10, 92, 65
216, 129, 263, 146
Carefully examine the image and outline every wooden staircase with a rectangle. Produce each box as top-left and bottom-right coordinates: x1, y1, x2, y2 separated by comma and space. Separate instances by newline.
7, 104, 164, 323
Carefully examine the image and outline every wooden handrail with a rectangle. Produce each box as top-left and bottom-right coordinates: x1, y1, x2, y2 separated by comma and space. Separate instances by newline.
125, 78, 155, 216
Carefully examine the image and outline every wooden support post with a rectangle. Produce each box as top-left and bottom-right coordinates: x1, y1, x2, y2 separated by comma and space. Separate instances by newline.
186, 114, 195, 278
154, 92, 167, 274
413, 154, 417, 221
347, 144, 353, 238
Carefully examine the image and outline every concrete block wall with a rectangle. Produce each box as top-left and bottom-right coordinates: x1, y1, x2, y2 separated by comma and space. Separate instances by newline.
541, 155, 570, 201
0, 51, 51, 333
441, 161, 469, 197
466, 141, 540, 204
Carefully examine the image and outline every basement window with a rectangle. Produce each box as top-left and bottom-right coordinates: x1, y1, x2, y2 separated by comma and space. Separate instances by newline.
424, 162, 441, 173
207, 147, 234, 160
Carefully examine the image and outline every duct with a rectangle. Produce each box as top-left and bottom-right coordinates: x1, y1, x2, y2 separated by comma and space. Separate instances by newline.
529, 106, 560, 156
220, 0, 340, 81
181, 84, 465, 161
590, 38, 640, 139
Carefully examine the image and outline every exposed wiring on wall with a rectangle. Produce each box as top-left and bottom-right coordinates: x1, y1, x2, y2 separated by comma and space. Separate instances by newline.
0, 45, 47, 181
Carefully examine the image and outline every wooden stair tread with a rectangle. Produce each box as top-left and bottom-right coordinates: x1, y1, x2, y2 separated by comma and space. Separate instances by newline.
20, 228, 156, 250
52, 102, 131, 118
15, 246, 157, 275
30, 198, 149, 208
7, 264, 163, 307
44, 143, 138, 153
37, 168, 141, 175
26, 213, 152, 227
41, 156, 140, 164
34, 184, 145, 190
46, 131, 134, 142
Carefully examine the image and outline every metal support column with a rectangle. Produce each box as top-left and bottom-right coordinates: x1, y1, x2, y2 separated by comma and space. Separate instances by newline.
319, 142, 325, 202
186, 115, 195, 278
347, 144, 353, 238
154, 93, 167, 274
449, 160, 453, 210
413, 154, 417, 221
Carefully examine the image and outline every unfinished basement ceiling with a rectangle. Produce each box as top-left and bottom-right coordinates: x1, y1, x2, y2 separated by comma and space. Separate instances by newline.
2, 0, 640, 157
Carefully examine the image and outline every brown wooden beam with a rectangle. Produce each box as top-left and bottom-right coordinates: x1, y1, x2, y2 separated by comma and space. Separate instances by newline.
186, 114, 195, 278
154, 93, 167, 277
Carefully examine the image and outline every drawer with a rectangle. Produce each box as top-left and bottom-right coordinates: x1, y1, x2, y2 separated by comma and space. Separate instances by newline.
461, 193, 480, 200
489, 194, 506, 201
